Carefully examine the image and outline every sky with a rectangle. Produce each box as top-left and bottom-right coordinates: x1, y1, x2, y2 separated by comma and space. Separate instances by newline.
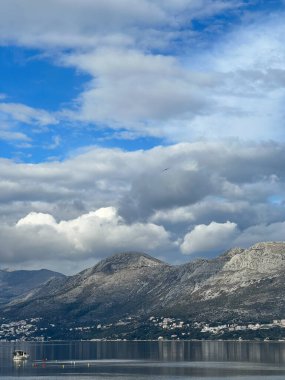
1, 0, 285, 274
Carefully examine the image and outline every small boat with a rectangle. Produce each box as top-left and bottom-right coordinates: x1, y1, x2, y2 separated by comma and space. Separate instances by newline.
13, 350, 30, 360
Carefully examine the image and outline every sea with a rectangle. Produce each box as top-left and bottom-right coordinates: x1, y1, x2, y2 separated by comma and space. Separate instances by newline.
1, 340, 285, 379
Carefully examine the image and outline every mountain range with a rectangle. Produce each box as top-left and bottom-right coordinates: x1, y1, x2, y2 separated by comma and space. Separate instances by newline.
0, 268, 65, 305
2, 242, 285, 323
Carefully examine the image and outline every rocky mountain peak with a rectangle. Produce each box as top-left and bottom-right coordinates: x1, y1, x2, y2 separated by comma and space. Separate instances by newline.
223, 241, 285, 273
90, 251, 167, 274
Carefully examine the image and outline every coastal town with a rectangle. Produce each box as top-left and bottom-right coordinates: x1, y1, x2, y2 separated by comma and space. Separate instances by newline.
1, 316, 285, 342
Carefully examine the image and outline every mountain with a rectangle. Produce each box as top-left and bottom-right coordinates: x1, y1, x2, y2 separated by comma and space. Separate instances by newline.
0, 268, 66, 305
2, 243, 285, 323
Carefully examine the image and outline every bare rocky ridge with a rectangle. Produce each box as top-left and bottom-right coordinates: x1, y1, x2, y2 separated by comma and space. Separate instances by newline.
2, 242, 285, 322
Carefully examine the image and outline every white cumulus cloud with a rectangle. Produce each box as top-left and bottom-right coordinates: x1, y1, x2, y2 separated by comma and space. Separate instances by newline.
181, 221, 239, 255
1, 207, 172, 271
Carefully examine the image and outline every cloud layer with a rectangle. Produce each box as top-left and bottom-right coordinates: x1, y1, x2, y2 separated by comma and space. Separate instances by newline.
59, 14, 285, 142
1, 207, 170, 263
0, 141, 284, 272
1, 1, 285, 144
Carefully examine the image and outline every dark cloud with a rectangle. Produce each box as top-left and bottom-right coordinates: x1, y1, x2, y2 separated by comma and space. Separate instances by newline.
119, 168, 217, 221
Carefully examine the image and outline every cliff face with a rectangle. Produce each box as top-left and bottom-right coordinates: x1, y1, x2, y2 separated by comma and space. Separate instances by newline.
3, 243, 285, 322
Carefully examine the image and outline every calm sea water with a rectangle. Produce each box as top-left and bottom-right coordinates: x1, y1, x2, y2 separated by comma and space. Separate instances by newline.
1, 340, 285, 379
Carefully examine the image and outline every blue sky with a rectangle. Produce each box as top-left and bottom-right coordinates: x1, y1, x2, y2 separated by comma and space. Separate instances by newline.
1, 0, 285, 273
1, 0, 284, 163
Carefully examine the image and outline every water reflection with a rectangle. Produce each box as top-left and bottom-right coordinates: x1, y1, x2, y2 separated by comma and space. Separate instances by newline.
12, 359, 28, 369
1, 340, 285, 378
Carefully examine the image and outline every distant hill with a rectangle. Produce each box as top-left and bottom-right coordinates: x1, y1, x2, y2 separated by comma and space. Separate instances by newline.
0, 268, 66, 305
2, 243, 285, 323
